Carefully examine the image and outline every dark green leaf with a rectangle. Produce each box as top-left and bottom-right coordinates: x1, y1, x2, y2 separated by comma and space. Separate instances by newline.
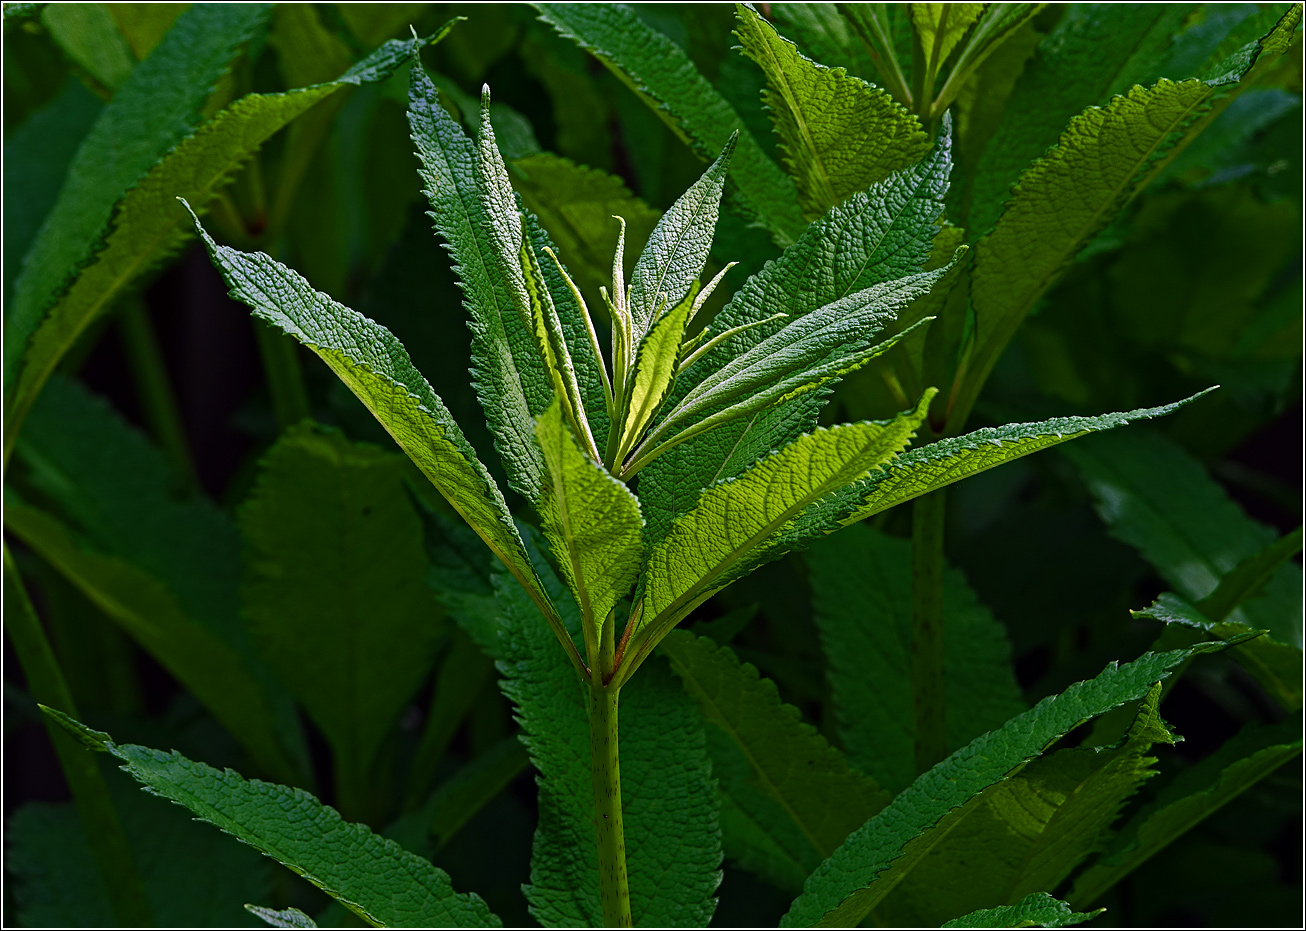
942, 892, 1103, 928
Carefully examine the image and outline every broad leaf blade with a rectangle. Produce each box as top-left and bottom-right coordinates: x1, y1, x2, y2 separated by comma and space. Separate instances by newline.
534, 2, 806, 244
535, 399, 644, 638
735, 3, 928, 222
187, 211, 575, 672
496, 548, 721, 928
780, 638, 1247, 928
40, 709, 502, 929
808, 523, 1024, 793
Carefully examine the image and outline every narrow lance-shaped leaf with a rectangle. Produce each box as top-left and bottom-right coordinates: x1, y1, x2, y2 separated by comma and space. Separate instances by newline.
535, 399, 644, 658
40, 708, 501, 929
910, 4, 986, 81
735, 3, 928, 222
534, 2, 806, 244
184, 206, 581, 678
942, 893, 1102, 929
622, 390, 934, 685
4, 27, 440, 463
781, 636, 1252, 928
617, 292, 694, 465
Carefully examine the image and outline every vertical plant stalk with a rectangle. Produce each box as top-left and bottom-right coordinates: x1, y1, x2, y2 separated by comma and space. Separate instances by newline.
4, 544, 155, 927
254, 322, 312, 429
911, 488, 948, 774
119, 298, 200, 488
588, 680, 632, 928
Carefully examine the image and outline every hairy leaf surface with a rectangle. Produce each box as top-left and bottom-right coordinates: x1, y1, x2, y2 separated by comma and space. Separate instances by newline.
942, 893, 1102, 929
735, 4, 927, 222
808, 523, 1024, 793
781, 638, 1245, 927
534, 2, 806, 243
41, 710, 501, 928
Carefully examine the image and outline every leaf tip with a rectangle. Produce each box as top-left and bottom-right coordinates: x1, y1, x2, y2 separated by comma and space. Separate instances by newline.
38, 705, 112, 752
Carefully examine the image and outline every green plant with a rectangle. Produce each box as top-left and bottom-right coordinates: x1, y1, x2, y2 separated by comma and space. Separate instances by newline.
4, 4, 1301, 928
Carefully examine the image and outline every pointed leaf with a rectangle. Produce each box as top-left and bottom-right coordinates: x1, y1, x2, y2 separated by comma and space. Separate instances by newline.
910, 4, 986, 78
627, 391, 934, 679
942, 893, 1102, 929
780, 637, 1249, 928
534, 2, 806, 244
247, 905, 318, 929
40, 708, 501, 929
186, 210, 577, 673
495, 548, 720, 928
619, 292, 694, 461
663, 632, 891, 882
735, 3, 927, 222
535, 399, 644, 640
809, 523, 1024, 793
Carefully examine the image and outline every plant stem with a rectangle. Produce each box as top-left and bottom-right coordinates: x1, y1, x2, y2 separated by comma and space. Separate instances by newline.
254, 322, 312, 429
911, 488, 948, 774
119, 298, 200, 488
589, 681, 631, 927
4, 544, 155, 927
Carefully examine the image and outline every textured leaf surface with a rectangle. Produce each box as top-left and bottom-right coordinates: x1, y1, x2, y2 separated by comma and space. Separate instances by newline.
536, 399, 643, 638
5, 29, 429, 459
534, 2, 806, 243
246, 905, 318, 928
942, 892, 1102, 928
735, 4, 927, 222
1063, 428, 1303, 646
637, 126, 952, 543
808, 523, 1024, 793
1069, 715, 1303, 907
189, 212, 568, 661
878, 684, 1173, 925
9, 376, 307, 785
631, 393, 933, 672
496, 552, 721, 927
4, 3, 270, 394
781, 638, 1241, 927
662, 632, 890, 884
240, 425, 445, 808
41, 709, 501, 929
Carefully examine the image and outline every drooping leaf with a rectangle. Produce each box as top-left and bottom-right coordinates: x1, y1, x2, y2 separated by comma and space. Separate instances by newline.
239, 424, 445, 817
186, 206, 578, 675
495, 548, 721, 928
780, 637, 1247, 927
808, 523, 1024, 793
8, 375, 308, 786
535, 398, 644, 642
40, 708, 502, 929
1063, 427, 1303, 646
4, 28, 433, 461
534, 2, 806, 244
663, 631, 891, 887
637, 123, 952, 542
627, 392, 934, 679
4, 3, 271, 397
735, 3, 928, 222
878, 684, 1175, 925
1069, 714, 1303, 907
942, 892, 1103, 929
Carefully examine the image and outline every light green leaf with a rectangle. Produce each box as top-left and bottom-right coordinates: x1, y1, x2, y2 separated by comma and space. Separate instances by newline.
40, 708, 502, 929
619, 292, 694, 462
771, 3, 879, 81
4, 3, 270, 400
1063, 428, 1302, 645
735, 3, 928, 222
879, 684, 1174, 925
239, 425, 445, 818
40, 2, 135, 89
496, 547, 721, 928
663, 632, 891, 885
534, 2, 806, 244
628, 137, 735, 341
808, 523, 1024, 793
780, 637, 1247, 928
942, 892, 1103, 929
627, 391, 934, 680
909, 3, 984, 87
4, 26, 432, 463
1069, 715, 1303, 908
637, 124, 952, 542
247, 905, 318, 929
186, 208, 579, 676
8, 376, 308, 786
535, 398, 644, 642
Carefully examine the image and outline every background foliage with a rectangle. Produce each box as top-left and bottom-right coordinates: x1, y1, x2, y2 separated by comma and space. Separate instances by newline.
3, 3, 1301, 927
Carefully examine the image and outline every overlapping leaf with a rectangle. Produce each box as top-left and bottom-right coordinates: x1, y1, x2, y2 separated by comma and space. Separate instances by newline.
41, 709, 501, 929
